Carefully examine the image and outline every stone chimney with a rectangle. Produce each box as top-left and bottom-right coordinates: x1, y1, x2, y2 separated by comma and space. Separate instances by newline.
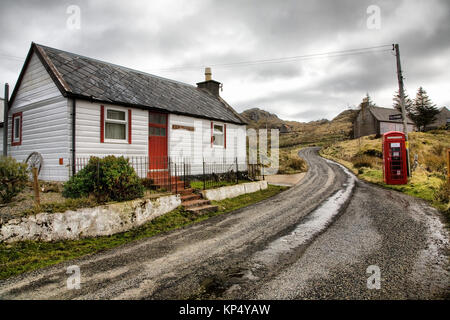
197, 67, 221, 96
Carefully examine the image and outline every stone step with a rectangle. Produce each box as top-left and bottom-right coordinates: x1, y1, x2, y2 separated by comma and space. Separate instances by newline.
187, 204, 219, 216
168, 180, 186, 187
181, 193, 202, 202
178, 188, 194, 195
151, 178, 183, 185
152, 180, 186, 191
148, 172, 184, 186
182, 199, 211, 209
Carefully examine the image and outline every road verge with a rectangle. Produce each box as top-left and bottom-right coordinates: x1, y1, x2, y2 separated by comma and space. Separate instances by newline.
0, 185, 288, 280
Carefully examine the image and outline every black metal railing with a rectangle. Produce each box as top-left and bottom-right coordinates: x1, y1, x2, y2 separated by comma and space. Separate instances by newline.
69, 156, 264, 192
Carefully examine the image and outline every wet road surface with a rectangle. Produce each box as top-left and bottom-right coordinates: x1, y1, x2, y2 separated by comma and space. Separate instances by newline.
1, 148, 448, 299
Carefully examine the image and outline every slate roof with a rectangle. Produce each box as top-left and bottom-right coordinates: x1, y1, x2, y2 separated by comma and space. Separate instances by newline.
369, 106, 414, 124
429, 106, 450, 127
11, 43, 246, 125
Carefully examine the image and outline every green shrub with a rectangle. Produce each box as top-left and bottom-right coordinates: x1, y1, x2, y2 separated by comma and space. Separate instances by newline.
141, 178, 155, 189
0, 156, 29, 204
63, 156, 144, 202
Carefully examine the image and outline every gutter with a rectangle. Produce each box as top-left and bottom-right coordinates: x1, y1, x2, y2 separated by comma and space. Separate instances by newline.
66, 92, 247, 126
3, 84, 9, 156
71, 98, 76, 176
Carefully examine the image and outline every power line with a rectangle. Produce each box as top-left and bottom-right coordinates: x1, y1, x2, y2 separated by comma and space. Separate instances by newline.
0, 54, 26, 61
205, 49, 392, 69
1, 44, 393, 72
149, 44, 393, 72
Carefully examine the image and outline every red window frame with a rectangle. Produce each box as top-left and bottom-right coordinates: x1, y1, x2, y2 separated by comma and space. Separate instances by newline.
11, 112, 22, 146
128, 109, 132, 144
100, 105, 105, 143
224, 124, 227, 149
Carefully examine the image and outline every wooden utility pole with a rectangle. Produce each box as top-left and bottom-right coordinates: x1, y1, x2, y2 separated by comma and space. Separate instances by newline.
394, 44, 411, 178
3, 83, 9, 156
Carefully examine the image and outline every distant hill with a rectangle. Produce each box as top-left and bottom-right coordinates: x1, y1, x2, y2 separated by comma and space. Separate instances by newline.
240, 108, 285, 128
239, 107, 358, 147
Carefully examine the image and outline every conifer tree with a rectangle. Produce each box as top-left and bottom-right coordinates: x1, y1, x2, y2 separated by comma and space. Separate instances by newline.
392, 90, 413, 115
358, 93, 377, 110
411, 87, 439, 131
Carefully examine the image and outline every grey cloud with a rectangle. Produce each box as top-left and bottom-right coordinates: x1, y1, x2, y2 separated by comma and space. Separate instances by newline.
0, 0, 448, 117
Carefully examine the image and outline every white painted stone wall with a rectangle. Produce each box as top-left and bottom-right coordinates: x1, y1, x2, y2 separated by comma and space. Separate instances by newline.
201, 181, 268, 201
0, 194, 181, 243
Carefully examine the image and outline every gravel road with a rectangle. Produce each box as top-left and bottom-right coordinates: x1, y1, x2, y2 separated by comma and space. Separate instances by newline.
1, 147, 448, 300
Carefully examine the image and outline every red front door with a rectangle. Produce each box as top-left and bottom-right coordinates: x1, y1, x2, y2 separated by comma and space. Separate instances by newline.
148, 112, 168, 169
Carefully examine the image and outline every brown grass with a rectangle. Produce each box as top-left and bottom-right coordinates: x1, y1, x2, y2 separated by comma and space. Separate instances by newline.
278, 146, 308, 174
321, 130, 450, 221
351, 155, 377, 169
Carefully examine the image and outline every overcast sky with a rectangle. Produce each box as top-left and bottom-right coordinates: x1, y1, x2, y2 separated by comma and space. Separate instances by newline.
0, 0, 449, 122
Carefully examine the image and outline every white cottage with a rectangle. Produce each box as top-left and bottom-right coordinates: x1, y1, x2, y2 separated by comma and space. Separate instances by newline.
2, 43, 247, 181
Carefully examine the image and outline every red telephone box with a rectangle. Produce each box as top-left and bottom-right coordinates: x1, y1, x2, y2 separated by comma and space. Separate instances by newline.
382, 131, 408, 185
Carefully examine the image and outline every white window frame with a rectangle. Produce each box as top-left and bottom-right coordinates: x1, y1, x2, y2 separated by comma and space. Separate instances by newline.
13, 115, 21, 142
212, 123, 224, 148
104, 107, 128, 143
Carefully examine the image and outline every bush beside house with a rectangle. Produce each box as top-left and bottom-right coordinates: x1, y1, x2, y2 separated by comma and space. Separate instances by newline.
0, 157, 28, 204
63, 156, 144, 202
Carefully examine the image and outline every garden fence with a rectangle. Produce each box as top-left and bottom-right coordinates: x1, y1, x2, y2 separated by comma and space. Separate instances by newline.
68, 156, 265, 191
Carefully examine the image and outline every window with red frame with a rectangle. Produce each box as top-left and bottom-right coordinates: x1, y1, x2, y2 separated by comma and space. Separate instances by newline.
11, 112, 22, 146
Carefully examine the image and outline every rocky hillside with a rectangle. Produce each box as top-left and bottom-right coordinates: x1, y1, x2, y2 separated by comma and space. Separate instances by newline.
240, 107, 358, 147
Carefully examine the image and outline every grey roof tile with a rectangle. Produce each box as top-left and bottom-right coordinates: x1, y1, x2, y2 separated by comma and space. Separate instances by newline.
369, 106, 414, 124
36, 44, 245, 124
